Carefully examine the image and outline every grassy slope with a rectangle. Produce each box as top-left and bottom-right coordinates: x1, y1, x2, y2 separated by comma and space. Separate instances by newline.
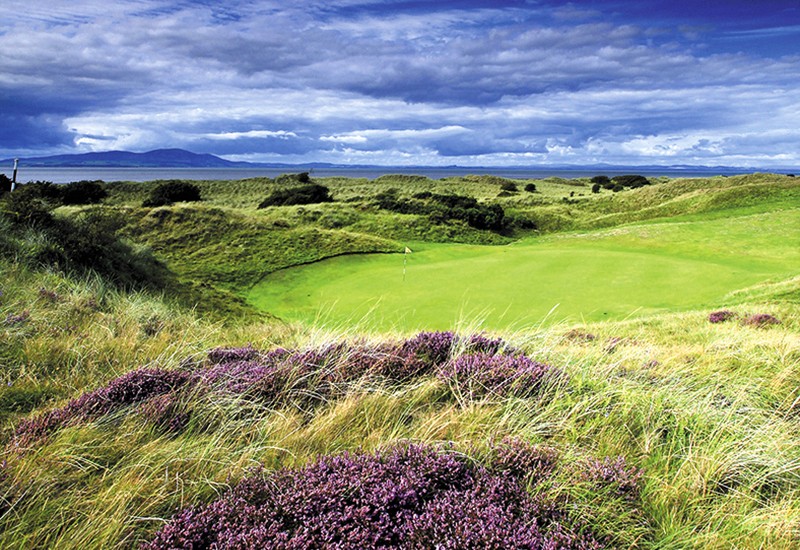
121, 204, 400, 290
1, 173, 799, 548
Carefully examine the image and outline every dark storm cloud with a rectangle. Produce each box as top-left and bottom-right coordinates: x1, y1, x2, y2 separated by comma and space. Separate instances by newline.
0, 0, 798, 166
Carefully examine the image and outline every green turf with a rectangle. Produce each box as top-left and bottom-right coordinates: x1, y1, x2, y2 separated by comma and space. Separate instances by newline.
247, 208, 800, 331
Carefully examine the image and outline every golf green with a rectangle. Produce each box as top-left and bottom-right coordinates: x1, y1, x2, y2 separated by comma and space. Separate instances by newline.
247, 209, 799, 331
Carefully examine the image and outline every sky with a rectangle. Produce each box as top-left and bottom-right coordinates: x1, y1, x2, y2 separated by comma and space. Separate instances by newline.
1, 0, 799, 167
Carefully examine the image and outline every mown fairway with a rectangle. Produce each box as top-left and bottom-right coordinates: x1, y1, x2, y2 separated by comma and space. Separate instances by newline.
248, 208, 800, 330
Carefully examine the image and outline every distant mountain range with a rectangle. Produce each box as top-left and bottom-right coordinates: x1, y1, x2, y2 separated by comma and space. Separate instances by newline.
2, 149, 259, 168
1, 148, 783, 174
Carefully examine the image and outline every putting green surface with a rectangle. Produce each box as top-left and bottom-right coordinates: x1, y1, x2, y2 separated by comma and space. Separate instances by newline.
247, 209, 799, 331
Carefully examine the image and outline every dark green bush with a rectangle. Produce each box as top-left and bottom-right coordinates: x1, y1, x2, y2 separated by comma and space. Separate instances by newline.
374, 190, 505, 231
611, 175, 650, 188
591, 183, 601, 193
524, 183, 537, 193
143, 181, 202, 207
500, 181, 518, 192
591, 175, 610, 186
61, 180, 107, 205
51, 208, 170, 288
0, 174, 11, 195
1, 182, 60, 227
258, 184, 333, 208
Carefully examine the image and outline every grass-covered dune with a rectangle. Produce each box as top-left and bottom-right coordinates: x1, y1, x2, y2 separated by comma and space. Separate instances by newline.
1, 172, 799, 548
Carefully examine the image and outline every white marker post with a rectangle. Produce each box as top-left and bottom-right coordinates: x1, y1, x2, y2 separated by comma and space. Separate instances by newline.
11, 158, 18, 192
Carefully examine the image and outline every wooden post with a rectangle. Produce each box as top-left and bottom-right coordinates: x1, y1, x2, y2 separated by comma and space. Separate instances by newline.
11, 158, 18, 192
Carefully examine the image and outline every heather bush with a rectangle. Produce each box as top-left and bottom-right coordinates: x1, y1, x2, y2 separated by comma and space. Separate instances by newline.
579, 456, 644, 501
741, 313, 780, 327
564, 328, 596, 342
206, 344, 265, 365
144, 443, 606, 549
13, 368, 192, 444
4, 311, 30, 326
438, 352, 558, 400
709, 309, 736, 323
37, 287, 60, 303
489, 437, 560, 486
138, 392, 191, 433
10, 332, 540, 447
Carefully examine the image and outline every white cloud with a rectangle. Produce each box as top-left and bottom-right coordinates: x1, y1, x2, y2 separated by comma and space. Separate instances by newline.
202, 130, 298, 140
1, 0, 799, 166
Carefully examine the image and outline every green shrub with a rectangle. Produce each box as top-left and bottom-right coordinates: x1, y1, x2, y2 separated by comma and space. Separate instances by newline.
61, 180, 107, 205
0, 174, 11, 195
1, 182, 60, 227
611, 175, 650, 188
143, 181, 202, 207
258, 184, 333, 208
374, 190, 505, 231
524, 183, 537, 193
500, 181, 518, 192
52, 208, 170, 288
591, 175, 610, 186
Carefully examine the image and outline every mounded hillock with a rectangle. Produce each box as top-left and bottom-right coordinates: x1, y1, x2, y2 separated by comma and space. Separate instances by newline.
518, 173, 800, 232
122, 204, 399, 290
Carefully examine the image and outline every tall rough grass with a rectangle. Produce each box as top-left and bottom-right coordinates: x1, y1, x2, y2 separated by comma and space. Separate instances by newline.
1, 279, 798, 547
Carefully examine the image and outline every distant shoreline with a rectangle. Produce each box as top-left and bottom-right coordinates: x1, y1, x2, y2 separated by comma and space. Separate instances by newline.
0, 165, 774, 184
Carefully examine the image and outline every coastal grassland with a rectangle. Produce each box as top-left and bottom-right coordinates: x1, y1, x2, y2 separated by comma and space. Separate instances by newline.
1, 172, 798, 548
1, 264, 798, 548
97, 173, 799, 325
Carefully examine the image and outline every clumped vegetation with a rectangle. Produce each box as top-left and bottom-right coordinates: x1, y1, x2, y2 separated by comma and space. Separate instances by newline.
708, 309, 737, 323
375, 188, 506, 230
612, 174, 650, 189
0, 183, 169, 290
0, 174, 12, 195
60, 180, 108, 205
143, 181, 202, 207
145, 440, 636, 549
258, 183, 333, 208
742, 312, 781, 327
